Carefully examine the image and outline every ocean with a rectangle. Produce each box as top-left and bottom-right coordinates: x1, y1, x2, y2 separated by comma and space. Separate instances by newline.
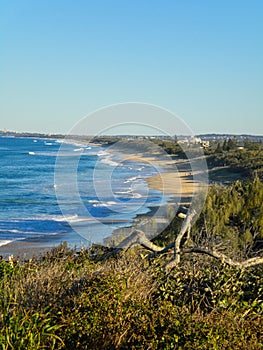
0, 136, 169, 249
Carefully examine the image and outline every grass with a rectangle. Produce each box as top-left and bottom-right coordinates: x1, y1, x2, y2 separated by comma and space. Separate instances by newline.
0, 244, 262, 349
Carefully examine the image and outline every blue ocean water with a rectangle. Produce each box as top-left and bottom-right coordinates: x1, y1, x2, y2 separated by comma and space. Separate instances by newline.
0, 136, 166, 248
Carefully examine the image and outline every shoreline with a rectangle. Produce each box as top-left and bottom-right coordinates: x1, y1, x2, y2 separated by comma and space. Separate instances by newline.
116, 151, 197, 201
0, 241, 55, 260
0, 144, 199, 259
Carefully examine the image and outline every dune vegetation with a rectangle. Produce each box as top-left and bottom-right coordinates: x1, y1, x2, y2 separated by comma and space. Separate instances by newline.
0, 139, 263, 349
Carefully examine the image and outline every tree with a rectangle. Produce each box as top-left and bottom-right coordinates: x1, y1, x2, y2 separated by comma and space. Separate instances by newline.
215, 142, 223, 153
101, 179, 263, 272
222, 139, 228, 151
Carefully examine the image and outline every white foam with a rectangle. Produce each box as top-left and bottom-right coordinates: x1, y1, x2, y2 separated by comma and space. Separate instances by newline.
45, 142, 53, 146
132, 193, 142, 198
63, 214, 83, 223
74, 148, 84, 152
100, 157, 120, 167
123, 176, 140, 183
29, 151, 35, 155
93, 203, 108, 207
8, 214, 79, 223
106, 201, 117, 205
43, 214, 94, 224
97, 150, 108, 156
97, 149, 121, 167
93, 201, 117, 207
0, 240, 13, 247
6, 229, 19, 233
62, 215, 99, 223
115, 190, 132, 195
43, 214, 79, 222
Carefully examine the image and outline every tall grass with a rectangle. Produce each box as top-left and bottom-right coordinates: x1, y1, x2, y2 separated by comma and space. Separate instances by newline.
0, 244, 262, 349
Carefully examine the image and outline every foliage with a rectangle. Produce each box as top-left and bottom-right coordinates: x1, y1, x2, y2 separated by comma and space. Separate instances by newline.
1, 168, 263, 348
156, 177, 263, 261
190, 177, 263, 256
0, 244, 262, 349
207, 140, 263, 180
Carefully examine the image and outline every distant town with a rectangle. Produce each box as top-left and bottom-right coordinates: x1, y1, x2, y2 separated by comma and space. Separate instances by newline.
1, 129, 263, 149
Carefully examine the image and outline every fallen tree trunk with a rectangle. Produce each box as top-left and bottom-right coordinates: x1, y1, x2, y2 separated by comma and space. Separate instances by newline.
101, 211, 263, 271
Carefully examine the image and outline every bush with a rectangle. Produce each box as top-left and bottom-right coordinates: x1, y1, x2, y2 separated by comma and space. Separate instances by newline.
0, 247, 262, 349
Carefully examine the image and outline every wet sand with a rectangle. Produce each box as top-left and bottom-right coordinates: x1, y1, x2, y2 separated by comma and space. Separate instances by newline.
146, 172, 194, 196
119, 152, 198, 200
0, 241, 55, 260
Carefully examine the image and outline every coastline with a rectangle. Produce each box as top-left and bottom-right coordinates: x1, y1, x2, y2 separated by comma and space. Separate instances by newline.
103, 149, 202, 248
117, 151, 197, 201
0, 241, 54, 260
0, 141, 199, 259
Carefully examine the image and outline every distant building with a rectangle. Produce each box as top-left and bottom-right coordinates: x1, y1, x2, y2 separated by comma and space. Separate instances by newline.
201, 140, 210, 149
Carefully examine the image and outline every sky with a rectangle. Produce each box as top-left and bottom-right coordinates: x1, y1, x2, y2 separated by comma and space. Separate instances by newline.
0, 0, 262, 135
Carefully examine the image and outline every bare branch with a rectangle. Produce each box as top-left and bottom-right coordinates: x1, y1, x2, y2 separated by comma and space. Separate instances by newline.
99, 211, 263, 271
100, 229, 163, 260
147, 242, 174, 259
175, 210, 196, 262
164, 210, 196, 272
181, 247, 263, 269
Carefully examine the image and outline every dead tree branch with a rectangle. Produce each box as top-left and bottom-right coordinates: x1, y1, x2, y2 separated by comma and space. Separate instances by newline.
100, 229, 163, 260
181, 247, 263, 269
100, 211, 263, 271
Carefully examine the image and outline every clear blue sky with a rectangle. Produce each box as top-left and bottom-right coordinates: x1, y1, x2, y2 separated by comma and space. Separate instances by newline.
0, 0, 262, 135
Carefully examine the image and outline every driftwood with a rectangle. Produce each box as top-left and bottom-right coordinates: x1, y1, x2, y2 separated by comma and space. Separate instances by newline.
100, 229, 163, 260
101, 210, 263, 271
181, 247, 263, 269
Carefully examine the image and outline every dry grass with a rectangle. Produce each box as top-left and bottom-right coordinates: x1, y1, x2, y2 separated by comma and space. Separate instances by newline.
0, 245, 262, 349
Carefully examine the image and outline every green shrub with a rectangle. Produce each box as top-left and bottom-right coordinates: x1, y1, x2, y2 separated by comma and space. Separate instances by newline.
1, 249, 262, 349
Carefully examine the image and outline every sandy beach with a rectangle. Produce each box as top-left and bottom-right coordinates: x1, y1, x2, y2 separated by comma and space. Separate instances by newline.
0, 145, 202, 259
0, 241, 55, 260
117, 151, 198, 202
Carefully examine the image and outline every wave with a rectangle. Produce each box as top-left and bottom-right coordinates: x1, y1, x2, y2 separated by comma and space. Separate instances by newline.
28, 151, 35, 155
97, 150, 108, 156
100, 157, 120, 167
52, 214, 80, 223
0, 240, 13, 247
0, 228, 59, 236
31, 214, 97, 224
1, 214, 93, 226
97, 151, 121, 167
92, 201, 117, 207
74, 148, 84, 152
132, 193, 142, 198
0, 229, 20, 233
55, 140, 64, 144
123, 176, 141, 183
115, 190, 133, 195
